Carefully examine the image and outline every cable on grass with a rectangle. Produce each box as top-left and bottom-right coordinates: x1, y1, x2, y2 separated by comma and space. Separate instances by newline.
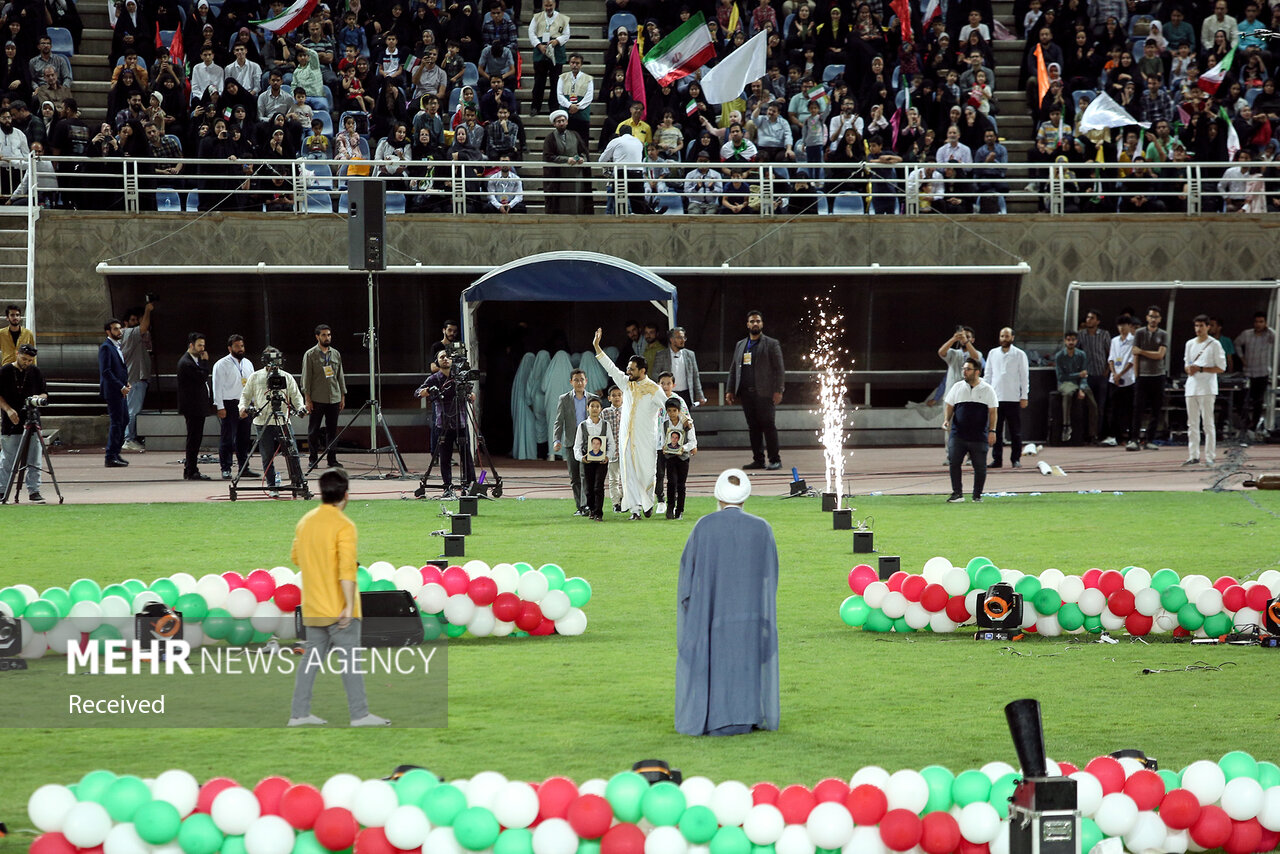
1139, 661, 1238, 675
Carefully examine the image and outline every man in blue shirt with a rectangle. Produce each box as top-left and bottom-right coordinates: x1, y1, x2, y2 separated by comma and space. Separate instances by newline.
943, 357, 998, 503
1054, 330, 1098, 443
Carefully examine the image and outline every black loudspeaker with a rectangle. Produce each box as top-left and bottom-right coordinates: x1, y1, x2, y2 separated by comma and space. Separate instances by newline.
458, 496, 479, 516
347, 179, 386, 271
451, 514, 472, 535
0, 614, 21, 656
878, 555, 900, 580
294, 590, 424, 647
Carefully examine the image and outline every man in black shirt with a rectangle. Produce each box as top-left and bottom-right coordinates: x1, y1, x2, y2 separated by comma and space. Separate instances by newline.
415, 349, 475, 498
176, 332, 212, 480
0, 344, 48, 502
726, 310, 786, 470
48, 98, 91, 208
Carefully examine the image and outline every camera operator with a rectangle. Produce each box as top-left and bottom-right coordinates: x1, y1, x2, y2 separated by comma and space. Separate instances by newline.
239, 346, 305, 498
414, 349, 475, 499
0, 344, 47, 503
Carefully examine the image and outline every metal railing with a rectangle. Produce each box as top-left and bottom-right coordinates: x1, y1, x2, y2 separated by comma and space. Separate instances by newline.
21, 155, 1280, 217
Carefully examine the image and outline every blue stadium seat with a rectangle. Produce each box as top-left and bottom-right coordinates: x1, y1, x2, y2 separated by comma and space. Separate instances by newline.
1246, 86, 1262, 106
657, 192, 684, 214
164, 134, 183, 154
158, 29, 178, 50
186, 190, 199, 209
156, 189, 181, 211
48, 27, 73, 58
462, 62, 479, 87
607, 12, 638, 36
306, 192, 334, 212
337, 192, 350, 213
831, 192, 865, 215
449, 88, 462, 112
385, 191, 406, 213
317, 111, 333, 136
822, 64, 842, 84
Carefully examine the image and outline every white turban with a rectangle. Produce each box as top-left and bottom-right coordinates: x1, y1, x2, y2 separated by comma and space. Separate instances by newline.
549, 109, 568, 124
714, 469, 751, 505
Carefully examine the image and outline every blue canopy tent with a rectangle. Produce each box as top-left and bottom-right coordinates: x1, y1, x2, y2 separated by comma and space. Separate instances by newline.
459, 252, 679, 369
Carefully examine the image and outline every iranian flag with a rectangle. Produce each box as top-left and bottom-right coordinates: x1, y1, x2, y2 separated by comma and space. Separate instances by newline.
643, 12, 717, 86
923, 0, 941, 25
1198, 50, 1234, 95
251, 0, 319, 35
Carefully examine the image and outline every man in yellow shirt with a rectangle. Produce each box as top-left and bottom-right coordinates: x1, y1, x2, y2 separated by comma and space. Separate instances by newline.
288, 468, 390, 727
615, 100, 652, 145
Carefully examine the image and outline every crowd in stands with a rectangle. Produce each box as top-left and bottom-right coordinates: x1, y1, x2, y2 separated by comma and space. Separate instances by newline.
0, 0, 1274, 211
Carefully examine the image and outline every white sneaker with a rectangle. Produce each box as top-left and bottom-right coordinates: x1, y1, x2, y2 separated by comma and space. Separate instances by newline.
656, 501, 667, 514
351, 713, 391, 727
1101, 436, 1117, 446
122, 440, 145, 452
288, 714, 327, 727
269, 489, 280, 498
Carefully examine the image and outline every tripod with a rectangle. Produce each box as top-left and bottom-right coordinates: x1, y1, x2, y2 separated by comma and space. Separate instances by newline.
1, 411, 64, 504
229, 400, 312, 501
413, 384, 503, 499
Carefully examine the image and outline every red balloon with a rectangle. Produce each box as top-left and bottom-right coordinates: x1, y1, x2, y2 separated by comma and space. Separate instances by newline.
1172, 626, 1192, 638
467, 576, 498, 606
920, 583, 949, 613
1107, 590, 1135, 617
78, 848, 105, 854
813, 778, 850, 804
1224, 818, 1263, 854
221, 572, 246, 591
886, 571, 909, 593
1124, 613, 1153, 636
254, 776, 292, 816
279, 784, 325, 830
1098, 570, 1124, 596
420, 566, 444, 586
880, 809, 923, 852
515, 601, 544, 632
845, 784, 887, 826
1213, 575, 1239, 593
354, 826, 415, 854
1160, 789, 1202, 830
538, 777, 579, 821
492, 592, 521, 623
849, 565, 877, 595
1057, 762, 1079, 776
314, 807, 359, 851
1082, 569, 1103, 588
29, 833, 76, 854
441, 567, 470, 596
246, 570, 276, 602
1222, 585, 1248, 613
1257, 828, 1280, 852
567, 794, 614, 839
752, 782, 781, 805
901, 576, 928, 603
920, 811, 962, 854
1245, 584, 1272, 612
196, 777, 239, 813
1084, 757, 1125, 795
601, 823, 646, 854
1190, 805, 1233, 849
776, 785, 816, 824
945, 595, 971, 623
531, 617, 557, 636
1122, 770, 1164, 810
957, 841, 990, 854
274, 584, 302, 613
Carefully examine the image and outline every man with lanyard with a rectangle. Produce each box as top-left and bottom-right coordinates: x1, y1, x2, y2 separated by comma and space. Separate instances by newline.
415, 350, 475, 499
301, 324, 347, 470
943, 357, 998, 503
528, 0, 570, 116
726, 311, 785, 471
1129, 305, 1168, 450
212, 333, 256, 480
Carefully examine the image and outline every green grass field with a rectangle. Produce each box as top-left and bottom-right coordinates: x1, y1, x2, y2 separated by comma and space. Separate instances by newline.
3, 491, 1280, 844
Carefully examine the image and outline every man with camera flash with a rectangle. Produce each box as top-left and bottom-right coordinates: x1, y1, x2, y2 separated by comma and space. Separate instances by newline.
240, 347, 306, 498
0, 344, 47, 503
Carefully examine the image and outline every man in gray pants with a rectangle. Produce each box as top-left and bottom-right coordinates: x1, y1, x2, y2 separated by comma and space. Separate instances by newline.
553, 368, 598, 515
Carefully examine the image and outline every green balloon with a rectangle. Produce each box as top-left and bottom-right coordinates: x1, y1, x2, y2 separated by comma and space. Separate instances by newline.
203, 608, 234, 640
952, 770, 991, 806
0, 587, 26, 617
1177, 603, 1206, 631
864, 609, 894, 633
1080, 817, 1103, 854
176, 593, 209, 624
966, 557, 995, 585
291, 830, 328, 854
921, 765, 955, 813
839, 595, 871, 627
710, 826, 752, 854
1157, 770, 1181, 793
395, 768, 440, 806
69, 579, 103, 604
454, 806, 501, 850
1203, 612, 1232, 637
513, 562, 534, 575
444, 623, 468, 638
357, 567, 372, 591
562, 577, 593, 608
78, 770, 119, 804
178, 813, 224, 854
576, 841, 601, 854
1150, 569, 1180, 592
122, 579, 147, 596
23, 599, 59, 632
1014, 576, 1042, 602
420, 613, 444, 640
989, 773, 1018, 818
150, 579, 180, 606
1257, 762, 1280, 789
1161, 585, 1189, 612
251, 630, 273, 643
750, 845, 777, 854
1033, 588, 1062, 616
1082, 614, 1103, 633
679, 805, 719, 843
103, 775, 151, 822
369, 579, 396, 592
135, 800, 182, 844
102, 584, 132, 602
494, 828, 534, 854
226, 620, 255, 646
539, 564, 567, 590
641, 781, 686, 826
1057, 603, 1085, 631
89, 624, 123, 651
41, 587, 72, 618
605, 772, 649, 823
893, 616, 914, 633
220, 835, 247, 854
423, 783, 467, 826
974, 565, 1002, 591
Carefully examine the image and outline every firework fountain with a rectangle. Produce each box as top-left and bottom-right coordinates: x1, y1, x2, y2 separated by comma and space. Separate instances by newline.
806, 294, 849, 507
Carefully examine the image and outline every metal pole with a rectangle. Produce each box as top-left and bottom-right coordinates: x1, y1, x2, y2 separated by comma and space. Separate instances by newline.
368, 270, 376, 450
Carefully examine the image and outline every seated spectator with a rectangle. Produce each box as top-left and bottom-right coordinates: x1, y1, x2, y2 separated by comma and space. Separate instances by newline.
957, 104, 992, 151
849, 3, 884, 65
686, 127, 719, 161
1162, 8, 1195, 52
190, 47, 225, 105
486, 155, 525, 212
411, 94, 445, 154
1035, 107, 1072, 149
291, 44, 329, 112
451, 85, 479, 128
114, 90, 148, 131
1117, 157, 1168, 211
721, 121, 759, 161
222, 77, 258, 122
750, 0, 777, 35
339, 65, 373, 113
684, 152, 723, 213
303, 118, 330, 157
479, 74, 518, 123
755, 100, 792, 161
441, 40, 466, 91
264, 122, 297, 158
485, 104, 521, 158
826, 126, 865, 193
653, 110, 685, 158
334, 114, 364, 160
718, 166, 751, 213
958, 10, 991, 44
455, 105, 485, 154
32, 64, 71, 115
1200, 0, 1238, 52
1064, 30, 1100, 92
112, 50, 150, 89
935, 124, 972, 163
0, 41, 30, 96
372, 81, 410, 138
973, 127, 1007, 205
336, 9, 370, 58
411, 46, 448, 101
284, 87, 313, 133
105, 67, 138, 120
375, 121, 411, 177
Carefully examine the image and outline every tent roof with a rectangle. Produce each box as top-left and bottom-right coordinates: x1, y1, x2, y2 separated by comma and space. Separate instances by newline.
461, 252, 678, 310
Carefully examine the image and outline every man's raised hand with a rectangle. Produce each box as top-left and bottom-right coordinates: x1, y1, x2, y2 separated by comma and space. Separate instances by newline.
593, 328, 603, 353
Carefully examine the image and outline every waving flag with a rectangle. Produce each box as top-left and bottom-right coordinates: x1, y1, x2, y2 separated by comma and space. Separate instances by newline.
625, 39, 647, 114
251, 0, 319, 35
1078, 91, 1150, 131
642, 12, 717, 86
1198, 50, 1235, 95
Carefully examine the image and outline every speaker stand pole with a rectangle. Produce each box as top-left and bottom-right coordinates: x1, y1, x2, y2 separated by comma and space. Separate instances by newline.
361, 270, 407, 477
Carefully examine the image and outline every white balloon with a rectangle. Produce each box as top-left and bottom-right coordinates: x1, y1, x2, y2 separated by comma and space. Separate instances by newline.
132, 591, 163, 613
1163, 828, 1191, 854
153, 769, 200, 816
417, 583, 448, 615
11, 583, 38, 603
844, 825, 888, 854
170, 572, 199, 595
443, 593, 476, 626
1154, 612, 1179, 632
680, 776, 716, 808
368, 561, 396, 581
463, 559, 492, 577
904, 603, 932, 630
929, 613, 958, 634
1000, 569, 1023, 586
540, 589, 572, 621
1122, 811, 1165, 854
244, 815, 296, 854
1258, 569, 1280, 592
466, 771, 508, 809
45, 619, 82, 656
19, 629, 47, 659
491, 619, 517, 638
942, 568, 970, 597
1078, 588, 1106, 617
517, 570, 550, 602
225, 587, 257, 620
863, 582, 890, 609
321, 773, 363, 808
980, 762, 1016, 783
1123, 567, 1152, 592
849, 766, 891, 789
1195, 588, 1224, 617
988, 820, 1010, 854
886, 770, 929, 814
384, 804, 432, 849
352, 778, 397, 827
1039, 568, 1065, 589
1099, 608, 1126, 631
1181, 575, 1212, 601
394, 566, 425, 594
958, 802, 1000, 844
424, 826, 465, 854
1020, 608, 1038, 630
272, 615, 294, 641
1094, 793, 1138, 837
491, 563, 520, 595
466, 607, 496, 638
1134, 588, 1162, 617
250, 602, 282, 633
964, 590, 981, 618
807, 801, 855, 848
554, 609, 588, 636
881, 592, 908, 619
1221, 776, 1264, 820
63, 801, 112, 848
711, 780, 754, 827
645, 825, 688, 854
1070, 772, 1104, 818
1258, 787, 1280, 831
776, 823, 816, 854
103, 822, 149, 854
212, 787, 260, 835
101, 595, 132, 620
533, 817, 580, 854
195, 575, 231, 609
743, 803, 786, 844
1234, 607, 1261, 628
493, 781, 539, 828
28, 784, 77, 832
1181, 760, 1226, 806
68, 600, 104, 633
922, 557, 952, 584
1059, 576, 1085, 604
1116, 757, 1146, 778
268, 567, 294, 586
1036, 615, 1063, 637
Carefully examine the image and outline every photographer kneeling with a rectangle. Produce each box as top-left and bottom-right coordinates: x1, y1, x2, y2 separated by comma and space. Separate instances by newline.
239, 347, 306, 498
414, 349, 475, 499
0, 344, 47, 503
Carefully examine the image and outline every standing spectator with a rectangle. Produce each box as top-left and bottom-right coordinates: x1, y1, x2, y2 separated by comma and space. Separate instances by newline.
985, 327, 1029, 468
528, 0, 570, 116
553, 368, 596, 516
1208, 316, 1235, 373
98, 318, 130, 468
726, 310, 785, 471
176, 331, 212, 481
1183, 314, 1227, 466
119, 302, 153, 452
1104, 315, 1137, 446
659, 396, 697, 519
543, 110, 592, 214
301, 324, 347, 470
556, 53, 593, 146
944, 356, 998, 503
1078, 309, 1111, 440
212, 333, 255, 480
414, 350, 475, 498
652, 326, 705, 408
1235, 311, 1275, 429
573, 395, 612, 521
1, 304, 34, 366
1053, 330, 1098, 443
1127, 305, 1169, 450
0, 343, 46, 502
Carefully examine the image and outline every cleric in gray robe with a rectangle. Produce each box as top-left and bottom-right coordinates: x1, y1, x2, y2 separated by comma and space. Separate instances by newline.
675, 468, 780, 736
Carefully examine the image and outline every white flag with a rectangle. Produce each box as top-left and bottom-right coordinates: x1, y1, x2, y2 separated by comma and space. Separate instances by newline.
1078, 91, 1150, 133
700, 29, 768, 105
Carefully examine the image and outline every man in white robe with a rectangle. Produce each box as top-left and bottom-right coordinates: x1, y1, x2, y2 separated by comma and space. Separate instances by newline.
593, 327, 666, 519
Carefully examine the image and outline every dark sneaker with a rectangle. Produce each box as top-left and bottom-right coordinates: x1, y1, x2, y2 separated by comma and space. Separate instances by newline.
766, 462, 782, 470
27, 492, 45, 504
742, 461, 766, 470
972, 495, 984, 503
947, 494, 964, 503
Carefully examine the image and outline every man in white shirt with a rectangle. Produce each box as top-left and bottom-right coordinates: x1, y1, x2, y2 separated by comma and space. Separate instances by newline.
599, 125, 655, 213
212, 333, 256, 479
1183, 314, 1227, 465
1201, 0, 1239, 49
224, 43, 263, 95
984, 326, 1028, 468
528, 0, 571, 115
684, 153, 723, 214
1103, 314, 1136, 446
935, 125, 972, 164
190, 47, 225, 104
652, 327, 705, 408
557, 53, 594, 145
486, 157, 526, 213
